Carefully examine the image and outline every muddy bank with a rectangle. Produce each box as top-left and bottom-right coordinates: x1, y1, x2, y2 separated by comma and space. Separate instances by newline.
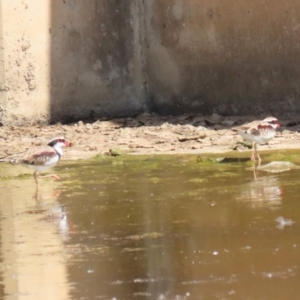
1, 114, 300, 160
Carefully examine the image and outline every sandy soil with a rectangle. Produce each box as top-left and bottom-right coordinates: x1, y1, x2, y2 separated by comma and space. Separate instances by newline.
1, 113, 300, 160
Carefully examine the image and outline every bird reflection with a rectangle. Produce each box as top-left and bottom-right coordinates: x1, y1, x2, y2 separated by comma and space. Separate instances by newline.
33, 186, 40, 201
236, 172, 283, 207
252, 166, 259, 181
32, 185, 61, 202
1, 182, 71, 299
27, 186, 72, 241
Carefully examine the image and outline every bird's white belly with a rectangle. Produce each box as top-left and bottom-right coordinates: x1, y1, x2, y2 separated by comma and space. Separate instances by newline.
239, 131, 275, 144
22, 155, 59, 172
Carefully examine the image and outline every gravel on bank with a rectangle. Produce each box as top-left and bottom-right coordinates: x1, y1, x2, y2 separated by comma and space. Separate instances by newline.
1, 114, 300, 160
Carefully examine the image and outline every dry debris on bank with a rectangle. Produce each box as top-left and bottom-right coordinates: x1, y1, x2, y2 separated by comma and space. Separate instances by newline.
1, 114, 300, 160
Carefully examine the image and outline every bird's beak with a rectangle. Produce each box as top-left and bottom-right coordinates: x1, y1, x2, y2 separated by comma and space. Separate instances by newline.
65, 141, 71, 147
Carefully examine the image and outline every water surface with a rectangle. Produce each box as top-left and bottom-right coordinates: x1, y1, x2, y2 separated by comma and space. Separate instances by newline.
1, 154, 300, 299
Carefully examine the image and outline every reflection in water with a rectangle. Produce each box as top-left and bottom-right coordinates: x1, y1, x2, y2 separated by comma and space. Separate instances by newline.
236, 173, 283, 207
0, 179, 70, 300
275, 216, 295, 230
1, 156, 300, 299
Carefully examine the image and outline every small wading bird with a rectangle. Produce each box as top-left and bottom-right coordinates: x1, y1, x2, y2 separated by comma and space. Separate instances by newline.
0, 136, 70, 185
231, 117, 280, 163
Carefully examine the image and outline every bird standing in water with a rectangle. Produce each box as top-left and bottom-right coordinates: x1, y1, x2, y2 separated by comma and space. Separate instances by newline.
231, 117, 280, 163
0, 136, 70, 185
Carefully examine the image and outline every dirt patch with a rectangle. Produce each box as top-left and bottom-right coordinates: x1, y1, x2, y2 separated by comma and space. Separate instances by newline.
1, 114, 300, 160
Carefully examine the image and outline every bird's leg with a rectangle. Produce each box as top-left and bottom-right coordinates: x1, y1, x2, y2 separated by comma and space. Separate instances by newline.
33, 185, 40, 201
254, 143, 262, 165
39, 174, 60, 180
253, 167, 257, 181
33, 171, 39, 185
251, 141, 256, 161
257, 155, 262, 166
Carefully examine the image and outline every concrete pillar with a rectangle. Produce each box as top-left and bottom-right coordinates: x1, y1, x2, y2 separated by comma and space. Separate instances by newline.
0, 0, 51, 125
0, 0, 147, 125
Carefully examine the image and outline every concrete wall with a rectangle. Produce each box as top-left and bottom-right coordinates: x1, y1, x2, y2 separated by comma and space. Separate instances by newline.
0, 0, 52, 125
1, 0, 300, 125
50, 0, 147, 122
0, 0, 147, 125
0, 1, 5, 125
144, 0, 300, 115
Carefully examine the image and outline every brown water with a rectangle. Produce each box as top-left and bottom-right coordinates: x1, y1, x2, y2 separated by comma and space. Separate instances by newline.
1, 155, 300, 300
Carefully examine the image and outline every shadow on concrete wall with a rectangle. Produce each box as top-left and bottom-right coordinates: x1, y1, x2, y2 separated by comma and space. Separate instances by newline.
143, 0, 300, 117
50, 0, 146, 124
50, 0, 300, 124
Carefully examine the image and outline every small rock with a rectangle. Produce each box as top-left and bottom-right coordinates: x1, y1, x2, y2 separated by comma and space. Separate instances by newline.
205, 113, 223, 126
109, 148, 122, 156
214, 124, 224, 130
34, 140, 42, 146
88, 145, 97, 151
256, 161, 300, 173
222, 119, 235, 127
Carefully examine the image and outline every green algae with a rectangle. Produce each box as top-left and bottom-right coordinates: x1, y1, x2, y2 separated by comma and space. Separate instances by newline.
108, 148, 123, 156
0, 173, 32, 180
2, 149, 300, 184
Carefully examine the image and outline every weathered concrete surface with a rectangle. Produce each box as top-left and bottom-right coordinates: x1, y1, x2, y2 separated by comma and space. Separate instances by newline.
0, 0, 147, 125
0, 1, 5, 125
144, 0, 300, 115
50, 0, 146, 122
0, 1, 51, 125
1, 0, 300, 125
